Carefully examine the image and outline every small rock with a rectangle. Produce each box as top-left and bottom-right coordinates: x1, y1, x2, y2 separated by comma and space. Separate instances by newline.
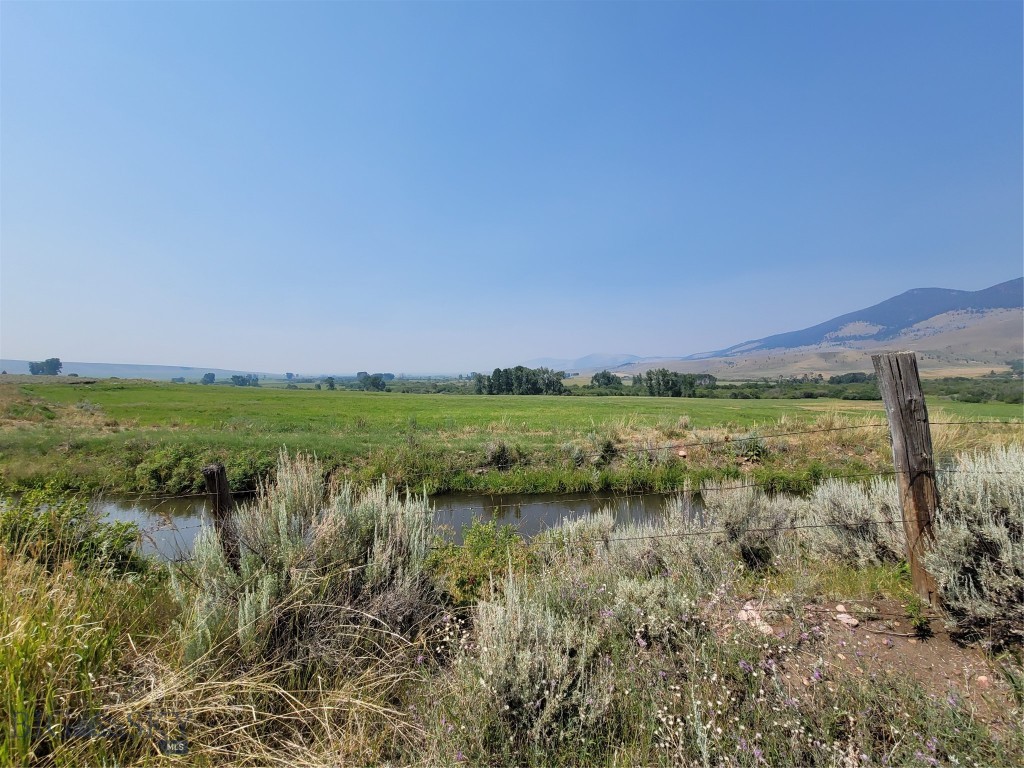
976, 675, 991, 689
737, 601, 774, 635
836, 613, 859, 628
835, 604, 847, 613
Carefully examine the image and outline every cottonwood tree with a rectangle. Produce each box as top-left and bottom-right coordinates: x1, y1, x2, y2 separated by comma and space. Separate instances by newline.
28, 358, 62, 375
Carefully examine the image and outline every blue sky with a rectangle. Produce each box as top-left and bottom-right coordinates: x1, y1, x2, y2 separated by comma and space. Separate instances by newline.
2, 1, 1021, 374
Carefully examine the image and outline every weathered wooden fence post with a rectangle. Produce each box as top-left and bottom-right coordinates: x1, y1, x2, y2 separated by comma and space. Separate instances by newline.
202, 462, 240, 571
871, 351, 940, 607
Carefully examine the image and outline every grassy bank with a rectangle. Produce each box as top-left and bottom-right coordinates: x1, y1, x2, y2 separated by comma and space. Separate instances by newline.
3, 447, 1022, 766
2, 379, 1020, 496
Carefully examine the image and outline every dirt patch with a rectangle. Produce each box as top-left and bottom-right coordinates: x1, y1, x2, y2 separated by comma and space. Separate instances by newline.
726, 597, 1021, 736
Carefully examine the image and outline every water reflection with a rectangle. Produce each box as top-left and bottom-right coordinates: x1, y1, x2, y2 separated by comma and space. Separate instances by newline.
430, 491, 688, 543
99, 490, 695, 559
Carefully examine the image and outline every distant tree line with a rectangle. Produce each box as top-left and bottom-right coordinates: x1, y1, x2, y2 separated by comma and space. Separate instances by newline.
923, 374, 1023, 405
230, 374, 260, 387
357, 372, 393, 391
631, 369, 718, 397
28, 358, 63, 375
711, 374, 878, 400
473, 366, 567, 395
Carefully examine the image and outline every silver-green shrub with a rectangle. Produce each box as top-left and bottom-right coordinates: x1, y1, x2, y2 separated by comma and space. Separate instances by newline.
172, 452, 436, 666
701, 482, 804, 569
926, 444, 1024, 645
801, 477, 903, 567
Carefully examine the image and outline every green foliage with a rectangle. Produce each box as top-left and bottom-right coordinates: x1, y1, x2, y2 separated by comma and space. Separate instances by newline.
0, 486, 144, 574
923, 375, 1023, 404
633, 368, 717, 397
427, 520, 533, 605
484, 440, 520, 471
829, 372, 874, 384
589, 370, 623, 389
729, 431, 770, 461
229, 374, 260, 387
905, 594, 934, 637
201, 372, 215, 384
474, 366, 566, 395
28, 358, 62, 376
1, 557, 165, 767
716, 375, 880, 400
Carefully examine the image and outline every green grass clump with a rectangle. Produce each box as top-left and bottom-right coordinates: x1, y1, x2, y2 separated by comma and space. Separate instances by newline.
1, 488, 167, 767
427, 520, 535, 605
1, 486, 145, 574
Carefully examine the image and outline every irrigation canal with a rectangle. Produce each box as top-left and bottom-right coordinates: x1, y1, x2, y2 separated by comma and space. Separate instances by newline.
98, 491, 693, 560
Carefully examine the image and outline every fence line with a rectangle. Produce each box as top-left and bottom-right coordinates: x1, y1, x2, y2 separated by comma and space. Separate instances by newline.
158, 510, 963, 551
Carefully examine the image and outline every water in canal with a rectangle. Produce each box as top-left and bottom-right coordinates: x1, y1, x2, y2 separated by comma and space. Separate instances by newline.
99, 490, 691, 560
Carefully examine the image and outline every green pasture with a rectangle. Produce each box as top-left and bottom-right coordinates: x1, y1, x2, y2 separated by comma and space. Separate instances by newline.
1, 378, 1020, 494
18, 378, 1023, 428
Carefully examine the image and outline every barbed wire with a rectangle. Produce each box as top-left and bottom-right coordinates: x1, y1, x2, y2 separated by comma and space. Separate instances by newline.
113, 459, 1019, 515
154, 506, 969, 556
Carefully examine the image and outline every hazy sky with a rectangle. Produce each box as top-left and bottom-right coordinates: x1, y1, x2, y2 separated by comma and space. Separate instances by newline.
2, 1, 1021, 374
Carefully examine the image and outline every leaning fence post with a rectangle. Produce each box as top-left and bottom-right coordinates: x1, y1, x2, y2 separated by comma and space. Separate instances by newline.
871, 351, 940, 607
202, 462, 240, 572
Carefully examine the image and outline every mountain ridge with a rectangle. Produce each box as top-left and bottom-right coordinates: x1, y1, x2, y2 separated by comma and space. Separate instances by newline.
701, 278, 1023, 358
528, 278, 1022, 377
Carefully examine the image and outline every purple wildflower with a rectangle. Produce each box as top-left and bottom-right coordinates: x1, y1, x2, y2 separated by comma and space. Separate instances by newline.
739, 660, 754, 674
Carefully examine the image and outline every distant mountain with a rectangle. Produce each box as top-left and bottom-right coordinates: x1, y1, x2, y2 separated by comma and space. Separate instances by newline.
522, 353, 643, 371
0, 360, 282, 381
701, 278, 1023, 358
601, 277, 1023, 379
